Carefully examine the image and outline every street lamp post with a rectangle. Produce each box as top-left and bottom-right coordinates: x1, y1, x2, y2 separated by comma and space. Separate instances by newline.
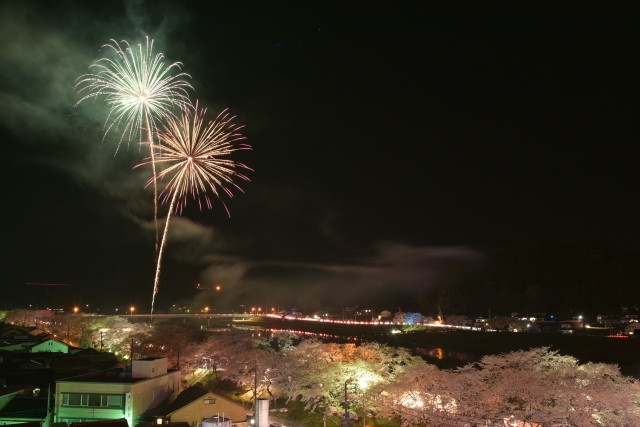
130, 306, 135, 315
343, 379, 354, 427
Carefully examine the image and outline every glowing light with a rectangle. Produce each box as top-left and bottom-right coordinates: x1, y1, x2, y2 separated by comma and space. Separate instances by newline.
216, 285, 221, 291
138, 103, 251, 315
75, 37, 192, 150
73, 307, 79, 313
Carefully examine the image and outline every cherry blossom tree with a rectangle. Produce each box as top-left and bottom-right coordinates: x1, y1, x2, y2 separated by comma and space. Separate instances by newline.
374, 348, 640, 427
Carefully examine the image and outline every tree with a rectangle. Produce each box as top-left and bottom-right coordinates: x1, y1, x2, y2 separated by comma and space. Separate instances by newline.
404, 313, 427, 325
393, 311, 407, 324
443, 315, 471, 326
279, 340, 420, 416
372, 360, 460, 427
374, 348, 640, 427
454, 348, 640, 426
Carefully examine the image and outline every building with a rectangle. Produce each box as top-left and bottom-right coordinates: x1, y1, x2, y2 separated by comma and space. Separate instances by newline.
0, 387, 53, 427
32, 339, 71, 354
0, 325, 52, 352
154, 385, 248, 427
55, 357, 180, 426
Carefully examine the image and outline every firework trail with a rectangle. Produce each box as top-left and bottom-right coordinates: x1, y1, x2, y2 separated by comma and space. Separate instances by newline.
75, 37, 193, 258
137, 103, 251, 315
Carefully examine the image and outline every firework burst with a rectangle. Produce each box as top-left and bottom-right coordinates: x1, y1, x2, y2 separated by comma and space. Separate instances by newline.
75, 37, 193, 258
138, 103, 251, 315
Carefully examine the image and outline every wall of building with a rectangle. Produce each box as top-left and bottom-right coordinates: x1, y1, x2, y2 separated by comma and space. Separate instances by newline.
132, 358, 168, 379
55, 370, 180, 425
131, 370, 180, 419
32, 339, 69, 353
55, 382, 129, 424
167, 393, 247, 426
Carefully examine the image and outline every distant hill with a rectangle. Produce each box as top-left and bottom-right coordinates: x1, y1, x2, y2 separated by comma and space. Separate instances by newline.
415, 241, 640, 319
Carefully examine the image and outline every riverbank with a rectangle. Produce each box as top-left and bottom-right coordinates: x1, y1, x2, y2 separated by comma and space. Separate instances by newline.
228, 316, 640, 376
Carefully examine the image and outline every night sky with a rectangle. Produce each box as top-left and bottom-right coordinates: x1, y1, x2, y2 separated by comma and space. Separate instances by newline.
1, 1, 638, 312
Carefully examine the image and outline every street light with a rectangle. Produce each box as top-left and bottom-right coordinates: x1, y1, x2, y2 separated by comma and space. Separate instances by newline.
73, 307, 79, 314
204, 306, 209, 314
130, 306, 135, 315
216, 285, 221, 291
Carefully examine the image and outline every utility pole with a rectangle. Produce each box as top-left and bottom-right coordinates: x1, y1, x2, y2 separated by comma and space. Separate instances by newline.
46, 383, 51, 427
253, 358, 259, 425
344, 381, 348, 419
254, 358, 258, 404
100, 331, 103, 351
130, 337, 134, 362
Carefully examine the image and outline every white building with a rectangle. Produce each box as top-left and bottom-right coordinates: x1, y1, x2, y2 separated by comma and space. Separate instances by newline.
55, 357, 180, 426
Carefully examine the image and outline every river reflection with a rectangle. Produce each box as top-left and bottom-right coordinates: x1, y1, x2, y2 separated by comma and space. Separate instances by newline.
209, 326, 479, 368
415, 346, 474, 361
414, 347, 479, 368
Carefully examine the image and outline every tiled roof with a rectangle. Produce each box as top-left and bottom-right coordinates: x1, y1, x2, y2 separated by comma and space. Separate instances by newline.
0, 396, 49, 420
70, 418, 129, 427
157, 385, 210, 416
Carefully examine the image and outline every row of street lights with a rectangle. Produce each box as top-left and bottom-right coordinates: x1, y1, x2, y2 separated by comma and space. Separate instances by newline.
73, 306, 135, 314
69, 283, 223, 315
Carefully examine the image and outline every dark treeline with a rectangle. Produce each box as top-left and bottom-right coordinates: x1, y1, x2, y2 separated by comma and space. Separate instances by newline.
416, 241, 640, 317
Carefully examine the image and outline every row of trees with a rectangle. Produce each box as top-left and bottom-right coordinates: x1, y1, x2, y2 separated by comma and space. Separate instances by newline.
175, 331, 640, 426
3, 311, 639, 426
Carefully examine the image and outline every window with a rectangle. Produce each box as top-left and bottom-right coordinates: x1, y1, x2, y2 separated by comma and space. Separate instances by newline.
203, 398, 216, 405
107, 395, 123, 407
62, 393, 124, 408
68, 394, 82, 406
88, 394, 101, 406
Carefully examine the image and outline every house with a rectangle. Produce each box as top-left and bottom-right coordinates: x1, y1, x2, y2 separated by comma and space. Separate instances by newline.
625, 321, 640, 335
32, 339, 70, 354
154, 385, 248, 427
0, 390, 53, 427
0, 385, 31, 411
55, 357, 180, 426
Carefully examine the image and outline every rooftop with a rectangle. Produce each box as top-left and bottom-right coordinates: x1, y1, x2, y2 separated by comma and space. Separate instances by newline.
0, 395, 49, 420
60, 367, 178, 384
157, 385, 210, 416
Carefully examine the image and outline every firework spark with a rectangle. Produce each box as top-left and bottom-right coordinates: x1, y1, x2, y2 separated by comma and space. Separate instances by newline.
138, 103, 251, 315
75, 37, 193, 258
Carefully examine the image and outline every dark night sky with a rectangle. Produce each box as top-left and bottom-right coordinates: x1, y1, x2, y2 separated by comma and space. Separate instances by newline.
0, 1, 638, 312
